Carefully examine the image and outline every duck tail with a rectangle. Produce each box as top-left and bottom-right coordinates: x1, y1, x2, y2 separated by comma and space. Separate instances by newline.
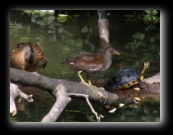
60, 59, 70, 64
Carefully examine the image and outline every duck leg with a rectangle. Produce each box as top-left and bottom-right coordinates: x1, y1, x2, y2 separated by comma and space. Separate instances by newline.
77, 71, 92, 85
78, 71, 96, 88
86, 73, 92, 85
78, 71, 86, 83
86, 73, 98, 88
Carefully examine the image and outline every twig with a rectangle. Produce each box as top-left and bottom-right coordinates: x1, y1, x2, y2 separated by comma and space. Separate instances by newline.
68, 93, 104, 122
10, 82, 34, 116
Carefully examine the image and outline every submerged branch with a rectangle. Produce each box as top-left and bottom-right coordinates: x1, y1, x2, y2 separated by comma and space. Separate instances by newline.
98, 10, 109, 45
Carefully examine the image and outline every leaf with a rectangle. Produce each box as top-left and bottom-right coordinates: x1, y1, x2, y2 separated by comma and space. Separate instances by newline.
132, 33, 145, 41
151, 10, 158, 15
23, 10, 35, 15
145, 10, 152, 14
145, 10, 158, 15
57, 14, 68, 23
150, 37, 155, 43
86, 114, 96, 122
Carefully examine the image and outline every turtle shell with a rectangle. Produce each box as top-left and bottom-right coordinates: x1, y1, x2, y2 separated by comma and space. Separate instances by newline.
106, 68, 141, 90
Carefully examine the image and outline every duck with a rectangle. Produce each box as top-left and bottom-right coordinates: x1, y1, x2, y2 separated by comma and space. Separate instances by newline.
10, 41, 47, 73
61, 46, 120, 86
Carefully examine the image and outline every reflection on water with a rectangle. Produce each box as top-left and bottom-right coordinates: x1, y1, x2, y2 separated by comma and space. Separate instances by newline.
10, 10, 160, 122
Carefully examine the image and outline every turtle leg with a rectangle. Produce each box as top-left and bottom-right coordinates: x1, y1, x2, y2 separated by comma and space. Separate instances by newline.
138, 81, 145, 89
138, 75, 146, 89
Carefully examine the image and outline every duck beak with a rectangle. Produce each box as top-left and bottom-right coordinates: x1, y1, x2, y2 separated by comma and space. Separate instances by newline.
114, 50, 120, 55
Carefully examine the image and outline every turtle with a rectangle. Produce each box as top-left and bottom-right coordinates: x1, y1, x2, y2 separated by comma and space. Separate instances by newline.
106, 61, 150, 91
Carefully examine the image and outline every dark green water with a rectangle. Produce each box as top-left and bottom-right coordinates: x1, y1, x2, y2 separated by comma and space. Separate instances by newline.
10, 10, 160, 122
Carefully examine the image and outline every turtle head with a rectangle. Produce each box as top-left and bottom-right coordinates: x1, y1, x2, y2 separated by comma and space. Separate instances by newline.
140, 61, 150, 75
143, 61, 150, 70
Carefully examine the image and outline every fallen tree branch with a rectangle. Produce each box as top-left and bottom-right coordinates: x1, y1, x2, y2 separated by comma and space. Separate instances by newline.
42, 84, 70, 122
10, 68, 137, 122
10, 67, 138, 104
